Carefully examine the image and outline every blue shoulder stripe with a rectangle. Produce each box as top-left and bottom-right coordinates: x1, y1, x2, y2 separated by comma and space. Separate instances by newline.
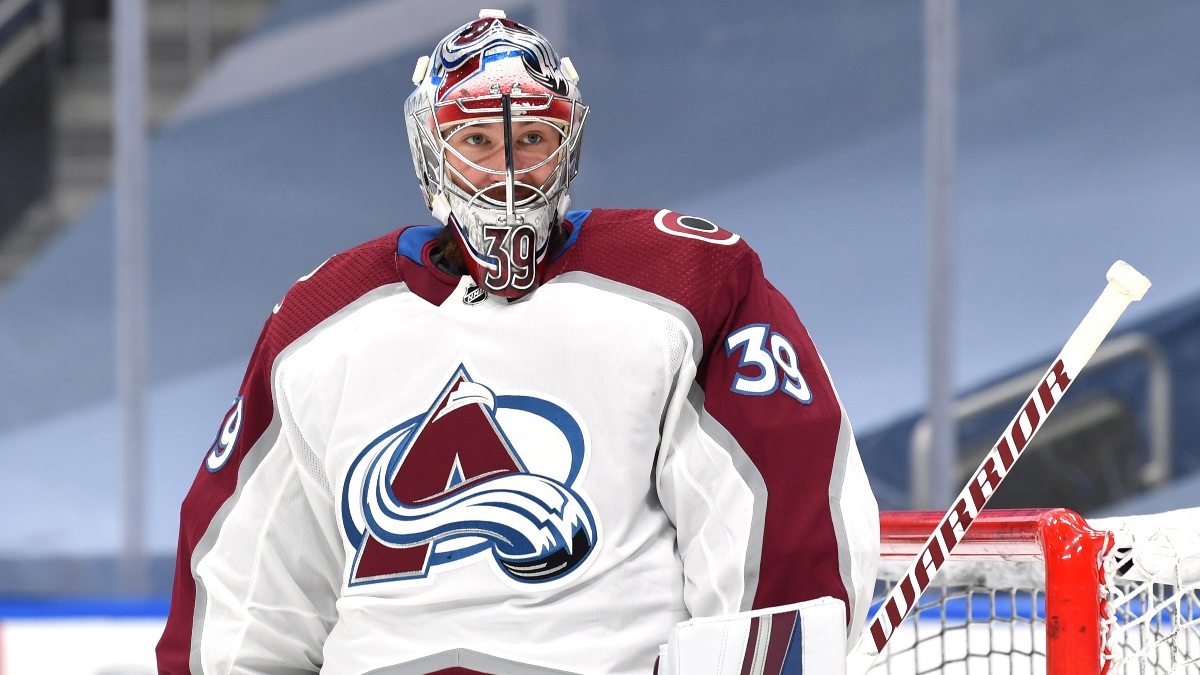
397, 225, 442, 266
552, 209, 591, 261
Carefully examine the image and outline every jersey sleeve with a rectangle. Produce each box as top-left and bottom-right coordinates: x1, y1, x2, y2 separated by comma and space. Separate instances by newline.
156, 318, 343, 674
157, 231, 411, 674
655, 248, 879, 643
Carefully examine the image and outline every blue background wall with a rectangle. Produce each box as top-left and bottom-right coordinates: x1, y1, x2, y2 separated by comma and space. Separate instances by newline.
1, 0, 1199, 560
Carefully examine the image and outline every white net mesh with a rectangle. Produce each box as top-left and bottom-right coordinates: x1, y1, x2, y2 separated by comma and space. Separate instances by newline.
1094, 510, 1200, 674
869, 561, 1046, 674
868, 508, 1200, 674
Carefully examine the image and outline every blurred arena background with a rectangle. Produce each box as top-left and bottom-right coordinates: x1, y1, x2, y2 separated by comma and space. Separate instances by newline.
2, 0, 1200, 672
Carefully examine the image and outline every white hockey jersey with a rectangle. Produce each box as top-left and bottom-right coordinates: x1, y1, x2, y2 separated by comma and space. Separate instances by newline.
157, 208, 879, 675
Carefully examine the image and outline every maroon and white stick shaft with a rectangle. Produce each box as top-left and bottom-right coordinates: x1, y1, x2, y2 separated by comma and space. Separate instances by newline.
847, 261, 1150, 675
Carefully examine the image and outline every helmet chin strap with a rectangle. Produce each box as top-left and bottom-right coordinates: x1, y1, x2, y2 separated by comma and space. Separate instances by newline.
501, 93, 516, 225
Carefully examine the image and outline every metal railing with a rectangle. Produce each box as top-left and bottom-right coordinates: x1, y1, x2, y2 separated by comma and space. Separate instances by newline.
0, 0, 56, 87
0, 0, 56, 242
910, 332, 1173, 509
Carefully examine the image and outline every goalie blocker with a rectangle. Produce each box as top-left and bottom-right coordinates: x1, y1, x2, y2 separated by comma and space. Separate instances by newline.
656, 597, 848, 675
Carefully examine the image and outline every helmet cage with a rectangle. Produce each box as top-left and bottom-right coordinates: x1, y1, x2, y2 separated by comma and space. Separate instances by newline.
406, 84, 587, 295
405, 15, 586, 298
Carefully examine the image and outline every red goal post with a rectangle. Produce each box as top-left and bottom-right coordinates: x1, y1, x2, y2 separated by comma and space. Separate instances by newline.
877, 509, 1108, 672
873, 508, 1200, 674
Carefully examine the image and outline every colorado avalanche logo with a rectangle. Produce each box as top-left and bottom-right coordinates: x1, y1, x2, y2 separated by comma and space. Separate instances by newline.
436, 17, 568, 98
341, 366, 597, 587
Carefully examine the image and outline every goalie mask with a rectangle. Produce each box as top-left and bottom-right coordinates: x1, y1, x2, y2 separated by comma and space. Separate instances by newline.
405, 10, 587, 298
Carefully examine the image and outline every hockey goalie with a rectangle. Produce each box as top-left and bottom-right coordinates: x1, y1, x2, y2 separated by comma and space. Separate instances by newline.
155, 10, 878, 675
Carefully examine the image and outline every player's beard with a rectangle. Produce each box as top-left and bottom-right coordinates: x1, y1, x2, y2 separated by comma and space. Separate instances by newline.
434, 226, 467, 271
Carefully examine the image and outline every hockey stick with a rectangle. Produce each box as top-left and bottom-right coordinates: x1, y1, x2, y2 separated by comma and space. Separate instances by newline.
846, 261, 1151, 675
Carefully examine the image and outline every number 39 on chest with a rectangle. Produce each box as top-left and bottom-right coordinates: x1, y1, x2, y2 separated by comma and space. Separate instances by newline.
725, 324, 813, 404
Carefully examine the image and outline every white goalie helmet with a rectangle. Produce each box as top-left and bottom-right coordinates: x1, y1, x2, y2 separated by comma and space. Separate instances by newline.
404, 9, 587, 298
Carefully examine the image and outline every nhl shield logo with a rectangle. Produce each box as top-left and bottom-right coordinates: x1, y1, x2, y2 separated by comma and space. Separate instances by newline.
341, 365, 598, 588
463, 282, 488, 305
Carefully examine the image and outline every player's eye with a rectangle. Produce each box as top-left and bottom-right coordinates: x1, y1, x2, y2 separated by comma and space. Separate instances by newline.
520, 132, 544, 145
464, 133, 488, 146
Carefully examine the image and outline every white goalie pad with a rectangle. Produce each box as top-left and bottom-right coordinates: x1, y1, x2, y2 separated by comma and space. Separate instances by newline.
1091, 506, 1200, 586
657, 597, 846, 675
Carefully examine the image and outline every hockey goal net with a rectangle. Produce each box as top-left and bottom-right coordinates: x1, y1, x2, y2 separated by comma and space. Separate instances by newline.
869, 508, 1200, 674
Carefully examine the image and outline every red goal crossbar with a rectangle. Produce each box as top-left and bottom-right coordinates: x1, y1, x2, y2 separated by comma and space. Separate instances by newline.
879, 509, 1112, 674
